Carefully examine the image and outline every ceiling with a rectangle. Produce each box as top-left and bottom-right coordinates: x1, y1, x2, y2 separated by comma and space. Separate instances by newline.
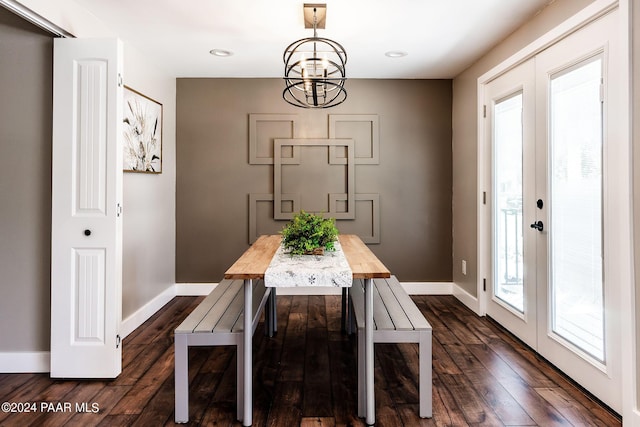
73, 0, 553, 79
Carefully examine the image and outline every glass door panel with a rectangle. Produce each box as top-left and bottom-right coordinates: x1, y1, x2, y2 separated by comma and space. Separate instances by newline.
494, 93, 524, 313
485, 58, 537, 349
549, 56, 604, 361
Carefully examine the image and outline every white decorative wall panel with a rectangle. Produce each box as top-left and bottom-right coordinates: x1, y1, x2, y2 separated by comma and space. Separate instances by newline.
247, 114, 381, 244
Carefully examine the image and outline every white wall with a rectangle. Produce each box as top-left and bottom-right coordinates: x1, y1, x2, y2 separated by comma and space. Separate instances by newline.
120, 47, 176, 319
14, 0, 176, 329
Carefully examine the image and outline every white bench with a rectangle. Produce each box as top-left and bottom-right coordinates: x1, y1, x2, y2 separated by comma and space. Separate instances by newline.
174, 278, 276, 423
349, 276, 432, 419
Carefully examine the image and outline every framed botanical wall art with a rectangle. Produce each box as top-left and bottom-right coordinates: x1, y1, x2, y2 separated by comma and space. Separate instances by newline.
123, 86, 163, 173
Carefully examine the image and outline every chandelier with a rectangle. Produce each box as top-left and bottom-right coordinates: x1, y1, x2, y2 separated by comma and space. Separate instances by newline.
283, 4, 347, 108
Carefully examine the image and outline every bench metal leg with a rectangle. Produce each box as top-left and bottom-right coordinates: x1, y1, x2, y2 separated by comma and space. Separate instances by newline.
243, 279, 253, 426
364, 278, 375, 425
419, 330, 433, 418
237, 340, 244, 421
357, 329, 365, 417
174, 334, 189, 423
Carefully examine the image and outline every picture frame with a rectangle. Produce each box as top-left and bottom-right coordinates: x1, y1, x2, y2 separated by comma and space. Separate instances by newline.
123, 86, 163, 173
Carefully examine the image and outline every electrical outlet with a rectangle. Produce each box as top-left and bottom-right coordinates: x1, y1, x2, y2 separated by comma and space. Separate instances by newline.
462, 260, 467, 275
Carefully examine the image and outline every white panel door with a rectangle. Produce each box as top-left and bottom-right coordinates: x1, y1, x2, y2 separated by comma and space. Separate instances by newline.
51, 38, 123, 378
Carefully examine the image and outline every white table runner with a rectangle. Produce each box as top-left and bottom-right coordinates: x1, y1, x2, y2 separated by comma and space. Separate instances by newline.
264, 241, 353, 288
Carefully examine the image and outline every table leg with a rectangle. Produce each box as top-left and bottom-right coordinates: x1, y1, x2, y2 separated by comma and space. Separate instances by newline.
341, 287, 348, 333
364, 278, 375, 425
272, 287, 278, 335
243, 279, 253, 426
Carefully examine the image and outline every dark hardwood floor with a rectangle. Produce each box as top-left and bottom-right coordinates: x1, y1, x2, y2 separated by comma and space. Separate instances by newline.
0, 295, 621, 426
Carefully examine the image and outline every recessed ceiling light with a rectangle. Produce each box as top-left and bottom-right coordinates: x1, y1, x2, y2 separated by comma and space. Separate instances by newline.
385, 51, 408, 58
210, 49, 233, 57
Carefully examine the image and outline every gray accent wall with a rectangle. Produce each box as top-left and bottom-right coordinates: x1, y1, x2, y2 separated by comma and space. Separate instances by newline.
176, 78, 452, 282
0, 6, 53, 351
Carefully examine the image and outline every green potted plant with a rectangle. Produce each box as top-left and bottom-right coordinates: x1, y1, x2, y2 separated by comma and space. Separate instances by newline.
281, 210, 339, 255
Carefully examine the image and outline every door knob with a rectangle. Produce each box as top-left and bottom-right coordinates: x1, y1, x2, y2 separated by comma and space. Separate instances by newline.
530, 221, 543, 232
84, 229, 91, 236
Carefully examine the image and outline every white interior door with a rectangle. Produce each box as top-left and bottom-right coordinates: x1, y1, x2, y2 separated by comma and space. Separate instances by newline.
483, 10, 623, 412
51, 38, 124, 378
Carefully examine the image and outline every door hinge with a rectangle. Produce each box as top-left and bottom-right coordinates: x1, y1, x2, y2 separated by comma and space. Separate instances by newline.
483, 104, 487, 118
483, 278, 487, 292
116, 203, 123, 217
483, 191, 487, 205
599, 81, 604, 103
116, 334, 121, 349
117, 73, 123, 88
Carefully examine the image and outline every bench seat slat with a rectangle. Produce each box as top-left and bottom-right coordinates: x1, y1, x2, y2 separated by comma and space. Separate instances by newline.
372, 280, 395, 330
195, 280, 243, 333
175, 279, 235, 334
212, 284, 244, 332
375, 278, 414, 331
176, 279, 270, 334
385, 278, 431, 331
351, 277, 431, 332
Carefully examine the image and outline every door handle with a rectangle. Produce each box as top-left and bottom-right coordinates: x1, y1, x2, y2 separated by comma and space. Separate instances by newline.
530, 221, 543, 232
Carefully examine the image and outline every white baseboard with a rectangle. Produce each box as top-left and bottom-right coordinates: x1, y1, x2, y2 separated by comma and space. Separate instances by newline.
624, 409, 640, 427
402, 282, 453, 295
120, 285, 176, 339
452, 282, 481, 315
175, 283, 216, 296
0, 351, 50, 373
121, 283, 216, 340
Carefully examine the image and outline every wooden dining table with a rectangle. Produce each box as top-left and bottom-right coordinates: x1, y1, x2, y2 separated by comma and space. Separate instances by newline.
224, 234, 390, 426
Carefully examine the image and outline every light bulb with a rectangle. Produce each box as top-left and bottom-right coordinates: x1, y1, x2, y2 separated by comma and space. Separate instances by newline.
322, 55, 329, 70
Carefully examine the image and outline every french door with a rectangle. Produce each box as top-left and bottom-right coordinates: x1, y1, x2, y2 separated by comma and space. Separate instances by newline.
484, 10, 623, 412
485, 59, 537, 349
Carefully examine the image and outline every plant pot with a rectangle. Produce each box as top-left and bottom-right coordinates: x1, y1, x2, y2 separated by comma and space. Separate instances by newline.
304, 247, 324, 256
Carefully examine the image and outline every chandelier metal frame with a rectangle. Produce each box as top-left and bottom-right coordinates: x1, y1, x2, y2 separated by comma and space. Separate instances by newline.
282, 5, 347, 108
